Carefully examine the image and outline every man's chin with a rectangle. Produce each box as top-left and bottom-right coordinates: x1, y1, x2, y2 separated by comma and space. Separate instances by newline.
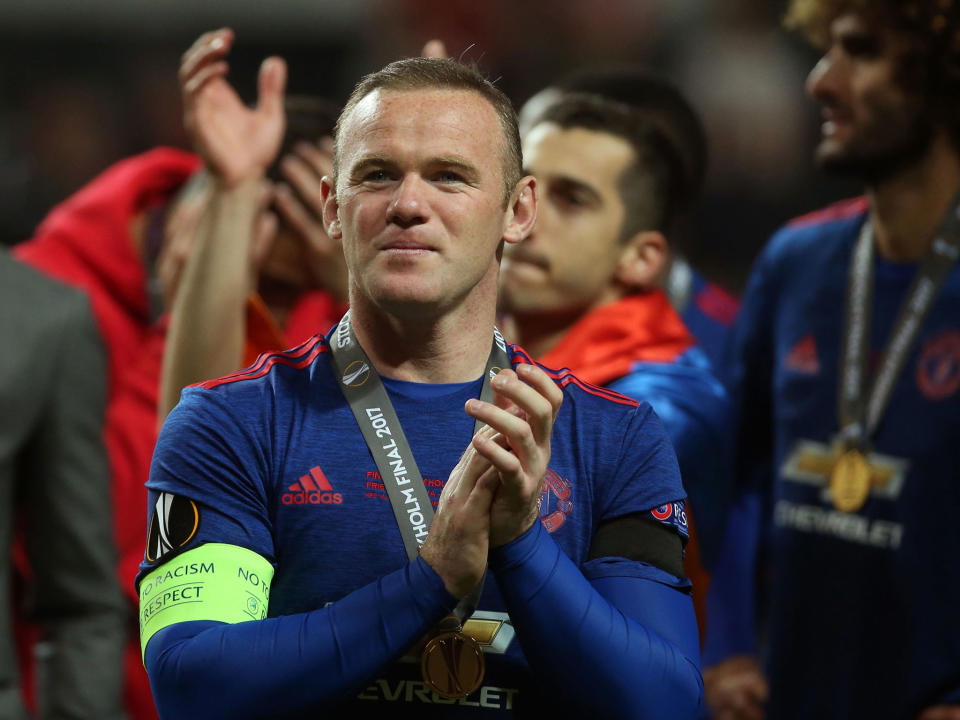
814, 141, 860, 175
813, 122, 934, 183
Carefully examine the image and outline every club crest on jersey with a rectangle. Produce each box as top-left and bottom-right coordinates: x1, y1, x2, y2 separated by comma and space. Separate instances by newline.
146, 493, 199, 563
539, 468, 573, 532
916, 329, 960, 401
341, 360, 370, 388
283, 465, 343, 506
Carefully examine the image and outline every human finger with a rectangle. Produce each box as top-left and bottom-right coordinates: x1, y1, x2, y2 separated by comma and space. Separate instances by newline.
280, 154, 325, 216
293, 140, 334, 179
471, 427, 524, 482
421, 39, 448, 58
515, 363, 563, 422
742, 672, 769, 704
179, 28, 233, 86
730, 698, 765, 720
491, 368, 556, 447
182, 61, 229, 98
273, 183, 331, 254
465, 395, 537, 473
439, 424, 499, 511
721, 675, 767, 720
257, 56, 287, 119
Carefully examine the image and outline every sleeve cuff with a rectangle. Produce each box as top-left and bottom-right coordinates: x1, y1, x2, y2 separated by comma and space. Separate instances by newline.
411, 554, 460, 613
489, 519, 548, 571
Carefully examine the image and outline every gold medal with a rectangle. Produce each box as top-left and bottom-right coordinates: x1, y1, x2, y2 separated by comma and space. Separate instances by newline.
829, 449, 872, 513
420, 630, 485, 699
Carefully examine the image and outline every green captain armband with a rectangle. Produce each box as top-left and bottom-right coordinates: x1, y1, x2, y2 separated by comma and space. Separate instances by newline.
138, 543, 274, 661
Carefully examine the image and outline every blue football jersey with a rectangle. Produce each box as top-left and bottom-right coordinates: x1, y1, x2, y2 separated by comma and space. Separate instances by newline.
723, 198, 960, 718
137, 334, 691, 717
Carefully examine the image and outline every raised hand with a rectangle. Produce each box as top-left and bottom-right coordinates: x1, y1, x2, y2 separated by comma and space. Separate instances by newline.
465, 364, 563, 548
179, 28, 287, 187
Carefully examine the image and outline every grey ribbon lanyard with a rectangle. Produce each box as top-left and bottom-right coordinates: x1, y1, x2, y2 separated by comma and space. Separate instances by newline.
838, 194, 960, 450
329, 311, 510, 623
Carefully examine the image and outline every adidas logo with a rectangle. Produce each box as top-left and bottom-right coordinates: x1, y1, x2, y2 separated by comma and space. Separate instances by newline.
785, 333, 820, 375
282, 466, 343, 506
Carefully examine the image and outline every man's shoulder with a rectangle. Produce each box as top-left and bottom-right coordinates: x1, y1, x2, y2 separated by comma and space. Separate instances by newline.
611, 349, 730, 437
741, 197, 867, 301
785, 195, 868, 230
511, 344, 641, 412
768, 196, 868, 256
0, 250, 98, 342
187, 334, 333, 401
687, 270, 740, 330
615, 348, 726, 401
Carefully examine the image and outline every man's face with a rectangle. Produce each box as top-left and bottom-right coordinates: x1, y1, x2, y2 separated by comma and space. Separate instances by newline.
327, 88, 518, 317
500, 122, 632, 317
806, 13, 933, 181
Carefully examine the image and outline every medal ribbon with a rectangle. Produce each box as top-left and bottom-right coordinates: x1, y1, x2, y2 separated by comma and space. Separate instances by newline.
839, 194, 960, 449
329, 311, 510, 625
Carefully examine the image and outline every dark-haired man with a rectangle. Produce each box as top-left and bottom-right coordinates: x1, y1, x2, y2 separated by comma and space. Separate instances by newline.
500, 93, 733, 630
136, 56, 703, 718
518, 67, 739, 372
704, 2, 960, 718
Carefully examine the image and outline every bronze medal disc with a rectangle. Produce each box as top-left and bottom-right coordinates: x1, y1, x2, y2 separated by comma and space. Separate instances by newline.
829, 449, 872, 513
421, 631, 485, 699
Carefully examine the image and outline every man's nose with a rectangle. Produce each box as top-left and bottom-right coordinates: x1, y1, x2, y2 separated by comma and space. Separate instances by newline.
806, 52, 839, 102
386, 174, 428, 227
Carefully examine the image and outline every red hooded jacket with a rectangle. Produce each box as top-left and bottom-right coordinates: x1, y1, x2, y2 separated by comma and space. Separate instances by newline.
14, 148, 343, 719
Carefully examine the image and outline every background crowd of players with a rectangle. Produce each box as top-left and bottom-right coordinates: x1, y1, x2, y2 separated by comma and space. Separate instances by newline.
2, 0, 959, 717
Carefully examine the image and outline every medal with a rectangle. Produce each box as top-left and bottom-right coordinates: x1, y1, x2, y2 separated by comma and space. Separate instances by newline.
829, 449, 872, 513
828, 207, 960, 514
420, 629, 485, 699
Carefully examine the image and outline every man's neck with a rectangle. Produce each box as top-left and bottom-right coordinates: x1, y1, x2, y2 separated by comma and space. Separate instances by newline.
504, 305, 598, 359
348, 294, 498, 384
868, 132, 960, 263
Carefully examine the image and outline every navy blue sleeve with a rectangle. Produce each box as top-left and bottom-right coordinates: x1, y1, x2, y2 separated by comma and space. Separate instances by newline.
702, 235, 783, 668
720, 236, 781, 491
700, 490, 764, 665
145, 555, 457, 719
609, 350, 734, 570
490, 520, 703, 719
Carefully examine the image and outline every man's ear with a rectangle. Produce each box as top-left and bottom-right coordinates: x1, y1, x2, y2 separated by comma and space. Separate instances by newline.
502, 176, 537, 245
614, 230, 667, 290
320, 176, 342, 240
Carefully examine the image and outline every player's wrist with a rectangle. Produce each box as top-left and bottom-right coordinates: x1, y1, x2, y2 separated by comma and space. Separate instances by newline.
489, 514, 544, 565
208, 164, 267, 191
418, 540, 484, 599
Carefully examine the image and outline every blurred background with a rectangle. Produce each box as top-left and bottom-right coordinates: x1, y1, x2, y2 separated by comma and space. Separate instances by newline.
0, 0, 859, 295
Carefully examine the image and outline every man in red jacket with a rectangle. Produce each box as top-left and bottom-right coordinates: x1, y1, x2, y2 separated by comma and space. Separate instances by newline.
13, 29, 346, 720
